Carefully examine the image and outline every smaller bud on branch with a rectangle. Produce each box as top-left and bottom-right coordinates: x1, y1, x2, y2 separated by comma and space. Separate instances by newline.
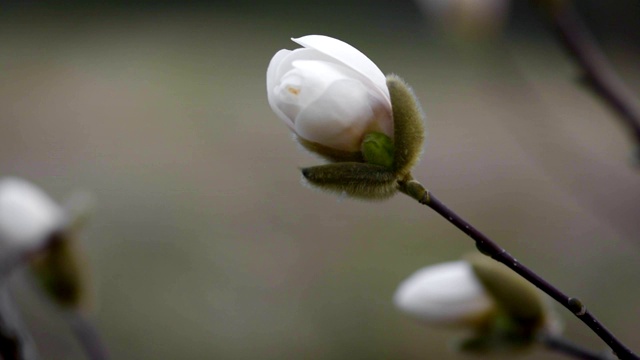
395, 255, 557, 354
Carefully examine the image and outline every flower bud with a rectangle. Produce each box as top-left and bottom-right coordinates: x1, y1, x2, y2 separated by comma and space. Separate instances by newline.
0, 177, 65, 250
396, 257, 558, 354
267, 35, 393, 155
0, 177, 90, 309
268, 36, 426, 200
31, 232, 88, 309
394, 261, 496, 327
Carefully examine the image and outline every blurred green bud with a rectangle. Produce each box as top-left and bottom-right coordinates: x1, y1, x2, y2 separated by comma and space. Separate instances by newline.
0, 177, 93, 309
395, 255, 559, 354
31, 191, 94, 310
455, 312, 537, 354
467, 254, 545, 328
456, 254, 555, 353
31, 231, 88, 309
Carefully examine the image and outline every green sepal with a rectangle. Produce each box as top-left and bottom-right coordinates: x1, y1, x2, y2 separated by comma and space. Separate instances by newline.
455, 313, 537, 354
386, 75, 426, 177
361, 132, 394, 168
301, 162, 397, 200
297, 136, 364, 163
30, 232, 87, 309
467, 254, 545, 329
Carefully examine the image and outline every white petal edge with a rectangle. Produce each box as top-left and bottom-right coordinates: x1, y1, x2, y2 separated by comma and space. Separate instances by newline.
292, 35, 391, 108
267, 49, 296, 129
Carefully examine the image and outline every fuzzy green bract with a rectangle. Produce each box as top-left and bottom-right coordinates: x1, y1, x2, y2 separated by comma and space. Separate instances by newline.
361, 132, 395, 168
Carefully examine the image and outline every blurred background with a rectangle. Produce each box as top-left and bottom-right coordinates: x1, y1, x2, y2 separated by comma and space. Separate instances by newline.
0, 1, 639, 359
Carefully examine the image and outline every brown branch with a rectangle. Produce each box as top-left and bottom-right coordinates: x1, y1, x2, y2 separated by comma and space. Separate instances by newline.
541, 333, 614, 360
398, 180, 639, 359
0, 281, 39, 360
64, 310, 109, 360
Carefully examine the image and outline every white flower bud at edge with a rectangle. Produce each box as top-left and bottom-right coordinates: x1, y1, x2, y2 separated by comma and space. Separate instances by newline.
0, 177, 65, 249
266, 35, 394, 152
394, 260, 496, 327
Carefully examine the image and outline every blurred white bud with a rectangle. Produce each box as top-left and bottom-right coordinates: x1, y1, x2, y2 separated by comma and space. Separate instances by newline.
394, 260, 495, 327
0, 177, 65, 250
267, 35, 393, 152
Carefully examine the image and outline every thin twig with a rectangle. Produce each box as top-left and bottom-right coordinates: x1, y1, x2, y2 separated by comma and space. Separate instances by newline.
397, 180, 639, 360
541, 333, 614, 360
537, 2, 640, 157
64, 310, 109, 360
0, 280, 40, 360
0, 242, 55, 360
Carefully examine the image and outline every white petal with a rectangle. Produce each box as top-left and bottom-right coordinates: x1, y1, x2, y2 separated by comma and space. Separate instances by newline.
295, 79, 376, 152
292, 35, 391, 108
284, 60, 356, 107
0, 178, 64, 249
268, 48, 344, 129
267, 49, 296, 129
394, 261, 495, 326
272, 48, 333, 82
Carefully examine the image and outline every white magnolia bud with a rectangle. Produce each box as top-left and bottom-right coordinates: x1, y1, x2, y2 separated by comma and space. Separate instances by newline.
0, 177, 64, 249
394, 260, 495, 327
267, 35, 393, 152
